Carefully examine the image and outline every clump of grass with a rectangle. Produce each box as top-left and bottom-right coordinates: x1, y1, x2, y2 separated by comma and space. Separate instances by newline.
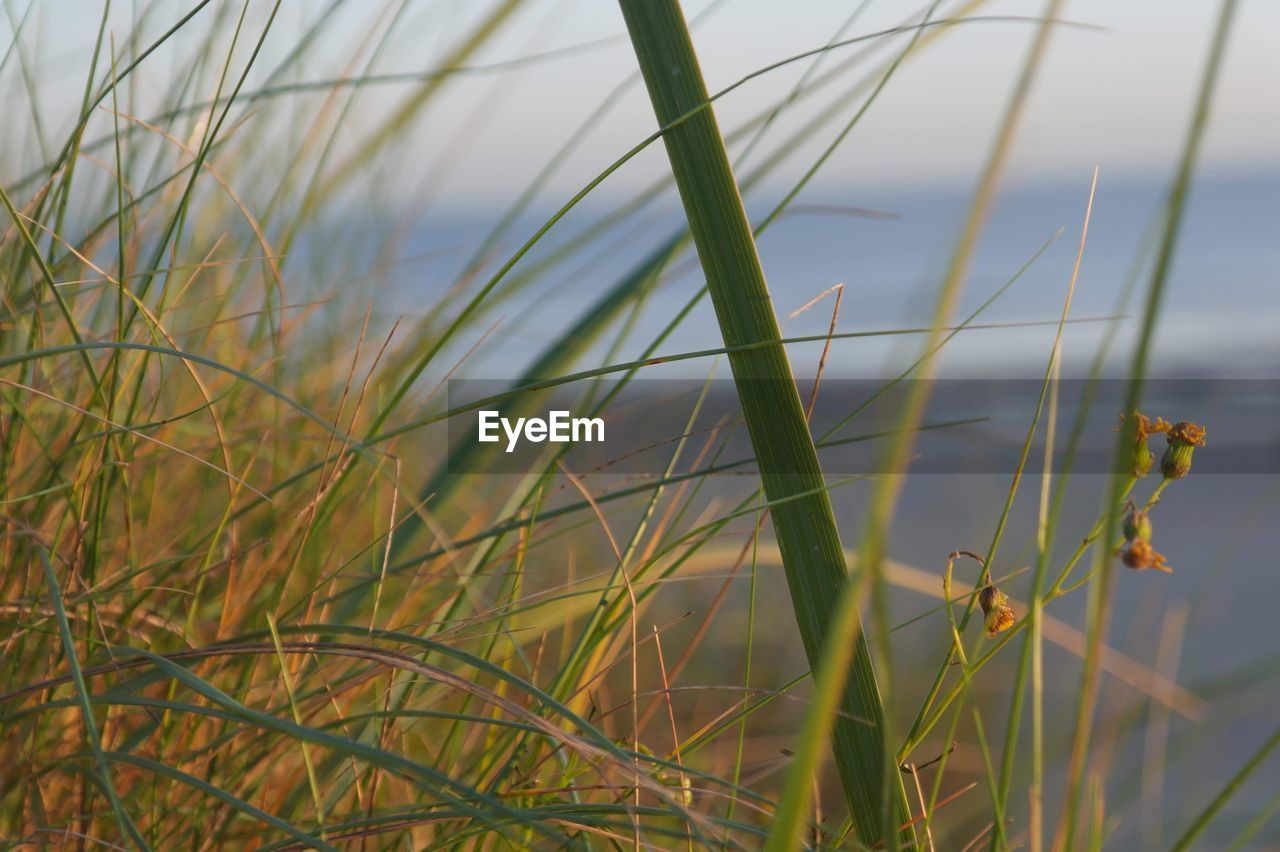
0, 1, 1267, 849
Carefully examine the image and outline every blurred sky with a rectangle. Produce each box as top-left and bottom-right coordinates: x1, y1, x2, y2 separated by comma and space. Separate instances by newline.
5, 0, 1278, 206
415, 0, 1280, 203
4, 0, 1277, 378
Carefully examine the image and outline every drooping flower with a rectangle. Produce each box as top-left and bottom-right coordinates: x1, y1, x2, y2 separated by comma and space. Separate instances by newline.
978, 584, 1016, 638
1160, 420, 1207, 480
1118, 411, 1171, 477
1120, 539, 1172, 573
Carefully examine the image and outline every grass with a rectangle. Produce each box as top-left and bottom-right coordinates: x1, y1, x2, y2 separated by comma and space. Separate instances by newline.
0, 0, 1270, 849
616, 0, 904, 845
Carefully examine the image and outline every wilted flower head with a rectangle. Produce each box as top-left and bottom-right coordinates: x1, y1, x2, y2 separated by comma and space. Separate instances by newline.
1121, 539, 1172, 573
1160, 420, 1207, 480
1122, 501, 1153, 543
978, 584, 1016, 638
1119, 411, 1171, 477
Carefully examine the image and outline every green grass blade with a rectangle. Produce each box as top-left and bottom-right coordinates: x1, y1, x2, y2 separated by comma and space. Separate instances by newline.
616, 0, 901, 842
763, 552, 873, 851
105, 752, 336, 851
1172, 724, 1280, 851
37, 548, 150, 850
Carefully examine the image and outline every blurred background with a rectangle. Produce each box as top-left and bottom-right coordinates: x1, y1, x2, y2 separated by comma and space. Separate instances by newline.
17, 0, 1280, 376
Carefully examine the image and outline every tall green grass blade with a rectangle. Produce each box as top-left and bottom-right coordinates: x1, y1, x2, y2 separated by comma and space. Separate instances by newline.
616, 0, 902, 842
764, 551, 875, 851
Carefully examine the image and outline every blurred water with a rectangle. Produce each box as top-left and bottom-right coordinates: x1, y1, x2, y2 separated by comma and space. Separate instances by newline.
386, 171, 1280, 386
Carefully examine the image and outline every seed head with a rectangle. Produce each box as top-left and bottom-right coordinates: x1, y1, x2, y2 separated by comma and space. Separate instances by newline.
1118, 411, 1171, 478
1122, 502, 1153, 543
1160, 420, 1207, 480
